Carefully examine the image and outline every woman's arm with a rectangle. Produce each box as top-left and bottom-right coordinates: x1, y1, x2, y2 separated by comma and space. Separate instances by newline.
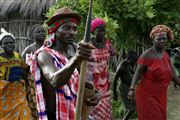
130, 64, 146, 89
128, 64, 146, 100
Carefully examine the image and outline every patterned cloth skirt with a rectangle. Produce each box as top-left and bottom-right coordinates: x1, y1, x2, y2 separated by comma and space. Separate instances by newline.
0, 80, 32, 120
88, 91, 113, 120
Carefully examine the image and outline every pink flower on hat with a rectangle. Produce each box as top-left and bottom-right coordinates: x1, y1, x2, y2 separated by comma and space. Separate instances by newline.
91, 18, 106, 32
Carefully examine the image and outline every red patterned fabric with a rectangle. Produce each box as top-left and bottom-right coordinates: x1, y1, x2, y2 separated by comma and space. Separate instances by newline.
136, 52, 173, 120
31, 47, 79, 120
88, 91, 113, 120
48, 18, 78, 34
86, 39, 113, 120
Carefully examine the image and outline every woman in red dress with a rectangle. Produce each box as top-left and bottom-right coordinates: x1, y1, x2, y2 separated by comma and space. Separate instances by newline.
128, 25, 180, 120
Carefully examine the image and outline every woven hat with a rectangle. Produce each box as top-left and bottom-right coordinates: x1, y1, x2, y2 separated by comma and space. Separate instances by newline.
47, 7, 82, 26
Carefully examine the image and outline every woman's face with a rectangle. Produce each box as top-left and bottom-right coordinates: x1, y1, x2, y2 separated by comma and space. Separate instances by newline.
1, 36, 15, 53
94, 24, 106, 42
153, 32, 167, 49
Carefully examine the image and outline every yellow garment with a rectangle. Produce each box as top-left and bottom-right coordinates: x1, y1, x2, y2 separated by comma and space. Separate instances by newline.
0, 52, 26, 82
0, 52, 32, 120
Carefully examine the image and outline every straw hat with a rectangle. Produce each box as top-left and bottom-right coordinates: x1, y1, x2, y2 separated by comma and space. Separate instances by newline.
47, 7, 82, 26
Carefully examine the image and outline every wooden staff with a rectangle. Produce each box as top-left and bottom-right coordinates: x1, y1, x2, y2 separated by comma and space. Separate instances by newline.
75, 0, 92, 120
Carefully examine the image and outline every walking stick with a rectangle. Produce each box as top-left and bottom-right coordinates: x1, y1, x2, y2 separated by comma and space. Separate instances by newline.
75, 0, 92, 120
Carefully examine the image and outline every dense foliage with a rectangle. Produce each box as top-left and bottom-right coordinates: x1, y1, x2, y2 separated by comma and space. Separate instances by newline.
45, 0, 180, 51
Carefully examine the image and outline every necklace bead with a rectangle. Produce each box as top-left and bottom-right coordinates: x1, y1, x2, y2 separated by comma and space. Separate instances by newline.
152, 48, 171, 70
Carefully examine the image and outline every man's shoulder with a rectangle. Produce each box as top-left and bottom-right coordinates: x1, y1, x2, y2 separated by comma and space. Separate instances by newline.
22, 44, 35, 54
37, 47, 68, 65
36, 51, 54, 68
37, 50, 52, 60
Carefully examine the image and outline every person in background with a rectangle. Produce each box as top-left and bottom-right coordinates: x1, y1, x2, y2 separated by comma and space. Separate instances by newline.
165, 47, 180, 88
171, 47, 180, 88
21, 24, 46, 119
0, 28, 32, 119
128, 25, 180, 120
30, 7, 100, 120
86, 18, 115, 120
113, 50, 138, 120
21, 24, 45, 59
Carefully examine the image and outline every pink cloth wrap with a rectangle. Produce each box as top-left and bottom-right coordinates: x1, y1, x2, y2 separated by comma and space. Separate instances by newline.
91, 18, 106, 32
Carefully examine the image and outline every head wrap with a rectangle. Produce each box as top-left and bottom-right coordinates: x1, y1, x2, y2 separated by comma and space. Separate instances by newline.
44, 18, 78, 47
45, 7, 82, 47
48, 18, 78, 35
150, 25, 174, 41
0, 28, 15, 41
91, 18, 106, 32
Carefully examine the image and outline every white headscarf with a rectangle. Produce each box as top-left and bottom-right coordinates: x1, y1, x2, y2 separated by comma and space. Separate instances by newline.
0, 28, 15, 41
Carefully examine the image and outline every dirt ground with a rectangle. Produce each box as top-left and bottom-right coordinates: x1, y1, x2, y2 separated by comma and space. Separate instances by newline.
167, 82, 180, 120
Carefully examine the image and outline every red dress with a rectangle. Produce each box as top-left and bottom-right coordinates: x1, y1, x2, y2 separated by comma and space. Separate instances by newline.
136, 51, 173, 120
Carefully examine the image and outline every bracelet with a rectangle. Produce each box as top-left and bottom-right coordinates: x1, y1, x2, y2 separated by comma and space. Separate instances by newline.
129, 87, 135, 91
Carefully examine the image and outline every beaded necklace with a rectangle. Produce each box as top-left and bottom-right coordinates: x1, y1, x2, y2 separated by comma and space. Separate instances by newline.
153, 47, 171, 70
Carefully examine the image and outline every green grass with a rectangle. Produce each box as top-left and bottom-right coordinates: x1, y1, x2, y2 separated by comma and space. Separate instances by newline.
112, 98, 138, 119
113, 99, 124, 119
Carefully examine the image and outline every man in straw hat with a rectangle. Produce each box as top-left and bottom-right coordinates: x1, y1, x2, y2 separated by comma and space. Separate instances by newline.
0, 28, 32, 119
30, 7, 100, 120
